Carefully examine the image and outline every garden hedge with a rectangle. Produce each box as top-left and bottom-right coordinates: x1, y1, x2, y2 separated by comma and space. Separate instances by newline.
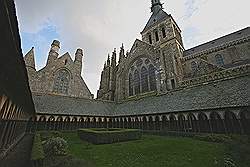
77, 128, 142, 144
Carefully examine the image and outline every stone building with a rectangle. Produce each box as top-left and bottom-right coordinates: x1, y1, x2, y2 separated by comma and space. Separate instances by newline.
24, 40, 93, 99
97, 0, 250, 102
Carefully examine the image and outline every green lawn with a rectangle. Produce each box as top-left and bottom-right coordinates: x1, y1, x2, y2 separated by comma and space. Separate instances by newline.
61, 132, 226, 167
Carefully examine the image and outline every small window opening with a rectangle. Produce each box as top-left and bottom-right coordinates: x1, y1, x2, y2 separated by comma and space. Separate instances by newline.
149, 34, 152, 44
155, 31, 159, 41
64, 59, 68, 65
162, 27, 166, 38
171, 79, 175, 89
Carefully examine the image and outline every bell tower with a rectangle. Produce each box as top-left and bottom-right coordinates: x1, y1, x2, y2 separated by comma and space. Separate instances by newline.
141, 0, 184, 91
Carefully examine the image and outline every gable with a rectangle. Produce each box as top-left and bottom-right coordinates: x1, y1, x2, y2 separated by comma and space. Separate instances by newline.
129, 39, 154, 56
58, 52, 74, 64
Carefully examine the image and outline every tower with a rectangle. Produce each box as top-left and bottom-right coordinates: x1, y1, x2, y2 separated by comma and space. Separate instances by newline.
46, 40, 60, 66
74, 48, 83, 75
141, 0, 184, 90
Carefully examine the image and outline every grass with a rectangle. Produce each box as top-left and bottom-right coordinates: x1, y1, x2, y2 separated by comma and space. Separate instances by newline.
31, 133, 45, 161
60, 132, 226, 167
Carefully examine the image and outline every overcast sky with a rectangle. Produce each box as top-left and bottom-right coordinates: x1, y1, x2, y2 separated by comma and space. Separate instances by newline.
15, 0, 249, 96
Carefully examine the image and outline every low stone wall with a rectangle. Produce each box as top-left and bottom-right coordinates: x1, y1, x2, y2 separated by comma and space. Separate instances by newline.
77, 128, 142, 144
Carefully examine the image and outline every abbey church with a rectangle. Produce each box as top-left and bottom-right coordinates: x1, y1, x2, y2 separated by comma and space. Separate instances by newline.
97, 0, 250, 102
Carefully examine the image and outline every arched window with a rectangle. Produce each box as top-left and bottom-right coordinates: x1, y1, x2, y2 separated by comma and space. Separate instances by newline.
128, 58, 157, 97
53, 69, 70, 94
149, 64, 157, 91
191, 61, 197, 72
148, 34, 152, 44
215, 54, 224, 66
161, 27, 166, 38
155, 31, 159, 41
134, 70, 140, 95
129, 73, 133, 96
141, 66, 149, 93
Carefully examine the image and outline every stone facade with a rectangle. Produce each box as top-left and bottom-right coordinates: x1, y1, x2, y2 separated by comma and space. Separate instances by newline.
97, 0, 250, 102
24, 40, 93, 99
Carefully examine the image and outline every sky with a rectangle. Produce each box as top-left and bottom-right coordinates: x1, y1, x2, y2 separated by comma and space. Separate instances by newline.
15, 0, 250, 96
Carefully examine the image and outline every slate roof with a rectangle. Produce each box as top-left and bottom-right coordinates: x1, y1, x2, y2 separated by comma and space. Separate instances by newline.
184, 27, 250, 57
33, 93, 116, 116
142, 9, 170, 33
115, 76, 250, 116
33, 75, 250, 116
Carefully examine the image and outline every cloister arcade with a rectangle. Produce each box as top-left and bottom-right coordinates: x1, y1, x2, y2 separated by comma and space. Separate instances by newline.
0, 95, 32, 157
27, 107, 250, 135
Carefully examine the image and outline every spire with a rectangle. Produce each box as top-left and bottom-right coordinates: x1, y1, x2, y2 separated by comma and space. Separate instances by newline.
151, 0, 163, 13
24, 47, 35, 70
107, 54, 110, 66
119, 43, 125, 63
103, 62, 107, 70
111, 48, 117, 67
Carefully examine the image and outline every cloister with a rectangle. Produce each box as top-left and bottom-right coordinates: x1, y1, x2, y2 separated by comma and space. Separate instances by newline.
27, 107, 250, 135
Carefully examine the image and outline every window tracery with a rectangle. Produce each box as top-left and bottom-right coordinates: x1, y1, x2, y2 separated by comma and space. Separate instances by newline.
53, 69, 70, 94
128, 58, 157, 96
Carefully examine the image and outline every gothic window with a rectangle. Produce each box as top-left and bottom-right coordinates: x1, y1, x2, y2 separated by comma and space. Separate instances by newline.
191, 61, 198, 72
149, 64, 157, 91
129, 73, 133, 96
53, 69, 70, 94
141, 67, 149, 93
134, 70, 140, 95
161, 27, 166, 38
215, 54, 224, 66
128, 58, 157, 97
64, 59, 68, 65
149, 34, 152, 44
155, 31, 159, 41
